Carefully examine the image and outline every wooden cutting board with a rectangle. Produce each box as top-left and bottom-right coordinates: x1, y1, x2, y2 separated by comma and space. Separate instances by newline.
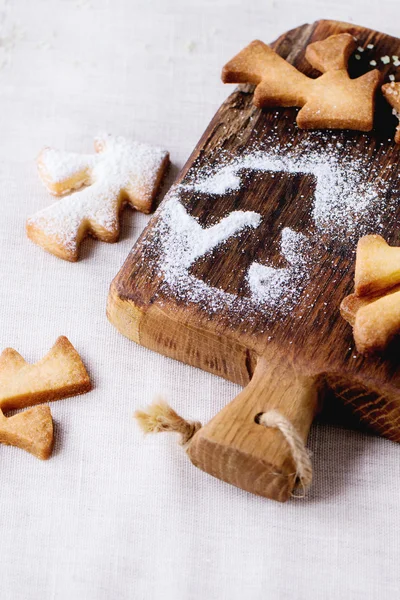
107, 19, 400, 501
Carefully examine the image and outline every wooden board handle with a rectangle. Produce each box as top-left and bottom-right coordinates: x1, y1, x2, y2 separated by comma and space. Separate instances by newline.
187, 356, 322, 501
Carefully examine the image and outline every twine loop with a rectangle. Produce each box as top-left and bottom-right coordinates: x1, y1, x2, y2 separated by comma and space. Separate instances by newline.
135, 401, 312, 496
258, 409, 312, 493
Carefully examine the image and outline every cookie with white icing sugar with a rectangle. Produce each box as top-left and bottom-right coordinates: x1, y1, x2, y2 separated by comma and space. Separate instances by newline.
27, 134, 169, 261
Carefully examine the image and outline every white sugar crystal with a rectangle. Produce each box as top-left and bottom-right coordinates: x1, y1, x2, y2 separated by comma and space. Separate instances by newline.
357, 46, 364, 52
247, 229, 310, 307
193, 166, 242, 194
29, 135, 168, 253
355, 54, 361, 60
381, 55, 391, 64
148, 136, 390, 319
370, 60, 377, 66
367, 43, 374, 49
162, 195, 261, 270
39, 148, 96, 184
154, 192, 262, 314
389, 74, 395, 81
188, 148, 384, 239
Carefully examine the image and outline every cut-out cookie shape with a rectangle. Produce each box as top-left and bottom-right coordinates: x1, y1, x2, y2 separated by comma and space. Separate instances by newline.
222, 33, 381, 131
382, 82, 400, 142
0, 336, 91, 458
354, 234, 400, 296
342, 288, 400, 354
0, 405, 53, 460
27, 134, 169, 261
341, 235, 400, 353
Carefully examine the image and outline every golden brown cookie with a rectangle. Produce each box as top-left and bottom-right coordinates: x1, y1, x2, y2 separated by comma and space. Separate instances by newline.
0, 336, 91, 411
0, 405, 53, 460
341, 236, 400, 353
354, 234, 400, 296
222, 33, 381, 131
27, 134, 170, 261
353, 290, 400, 354
0, 336, 91, 459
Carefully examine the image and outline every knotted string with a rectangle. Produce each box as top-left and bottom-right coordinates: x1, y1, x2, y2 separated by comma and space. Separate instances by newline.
134, 399, 201, 448
135, 400, 312, 494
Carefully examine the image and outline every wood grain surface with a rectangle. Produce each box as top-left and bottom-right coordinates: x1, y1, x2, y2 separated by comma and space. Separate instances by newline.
108, 20, 400, 499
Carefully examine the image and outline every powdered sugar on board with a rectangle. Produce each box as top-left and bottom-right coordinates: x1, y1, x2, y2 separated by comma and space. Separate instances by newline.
161, 195, 261, 271
185, 144, 387, 240
143, 132, 394, 320
248, 229, 311, 306
27, 134, 169, 259
152, 192, 314, 316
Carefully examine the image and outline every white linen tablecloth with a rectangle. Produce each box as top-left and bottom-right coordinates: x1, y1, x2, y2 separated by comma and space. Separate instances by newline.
1, 1, 400, 598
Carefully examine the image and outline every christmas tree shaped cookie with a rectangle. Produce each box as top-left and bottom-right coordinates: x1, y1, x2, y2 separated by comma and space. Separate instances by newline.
27, 134, 169, 261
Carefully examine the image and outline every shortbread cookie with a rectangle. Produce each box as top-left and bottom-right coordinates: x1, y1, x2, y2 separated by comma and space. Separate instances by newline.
354, 234, 400, 296
353, 290, 400, 354
382, 82, 400, 143
37, 148, 96, 196
341, 235, 400, 353
222, 33, 381, 131
0, 336, 91, 459
27, 134, 169, 261
340, 292, 372, 326
0, 405, 53, 460
0, 336, 91, 411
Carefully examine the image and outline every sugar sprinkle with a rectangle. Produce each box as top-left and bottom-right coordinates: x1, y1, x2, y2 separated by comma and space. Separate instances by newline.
144, 135, 391, 320
29, 134, 169, 254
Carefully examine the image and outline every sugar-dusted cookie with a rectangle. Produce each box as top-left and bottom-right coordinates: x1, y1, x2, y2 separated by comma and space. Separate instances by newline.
341, 235, 400, 353
222, 33, 381, 131
0, 336, 91, 458
27, 134, 169, 261
382, 81, 400, 142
